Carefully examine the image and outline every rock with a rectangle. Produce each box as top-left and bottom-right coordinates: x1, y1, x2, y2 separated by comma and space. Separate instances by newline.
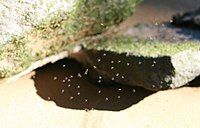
80, 33, 200, 91
172, 7, 200, 28
123, 24, 200, 42
0, 0, 141, 78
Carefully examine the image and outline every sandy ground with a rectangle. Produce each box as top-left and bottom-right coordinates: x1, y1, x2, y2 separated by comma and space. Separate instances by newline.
0, 0, 200, 128
0, 70, 200, 128
0, 58, 199, 128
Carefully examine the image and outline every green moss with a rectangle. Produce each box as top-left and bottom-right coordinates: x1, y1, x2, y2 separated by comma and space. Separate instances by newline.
0, 36, 75, 78
35, 0, 142, 41
84, 36, 200, 57
0, 37, 32, 77
67, 0, 142, 38
0, 0, 142, 78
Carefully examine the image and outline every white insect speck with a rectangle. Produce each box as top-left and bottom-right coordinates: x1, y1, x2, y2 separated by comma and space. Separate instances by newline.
152, 64, 155, 67
127, 63, 130, 66
118, 88, 122, 91
153, 61, 157, 64
111, 67, 114, 70
78, 73, 82, 78
116, 73, 119, 77
121, 76, 125, 79
105, 98, 109, 101
62, 80, 66, 83
61, 89, 65, 93
152, 85, 156, 88
53, 77, 57, 80
139, 61, 142, 65
160, 81, 163, 84
170, 19, 173, 23
70, 75, 73, 78
118, 60, 121, 63
77, 85, 80, 89
85, 99, 88, 102
77, 92, 80, 95
111, 61, 114, 64
68, 79, 71, 82
93, 66, 97, 69
65, 77, 68, 80
132, 89, 136, 92
98, 90, 101, 94
97, 59, 101, 62
47, 97, 51, 100
99, 76, 102, 79
111, 77, 115, 81
98, 80, 102, 83
70, 96, 74, 100
85, 69, 89, 75
62, 65, 66, 68
103, 53, 107, 56
68, 84, 71, 87
117, 96, 121, 99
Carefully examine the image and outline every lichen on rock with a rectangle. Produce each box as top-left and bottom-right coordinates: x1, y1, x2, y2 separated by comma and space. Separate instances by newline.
0, 0, 141, 78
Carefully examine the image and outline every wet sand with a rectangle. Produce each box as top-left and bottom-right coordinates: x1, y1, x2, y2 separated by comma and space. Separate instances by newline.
0, 0, 200, 127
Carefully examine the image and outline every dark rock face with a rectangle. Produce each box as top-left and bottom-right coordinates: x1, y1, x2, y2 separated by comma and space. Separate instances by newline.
76, 29, 200, 91
82, 49, 175, 91
172, 7, 200, 28
79, 48, 200, 91
124, 24, 200, 42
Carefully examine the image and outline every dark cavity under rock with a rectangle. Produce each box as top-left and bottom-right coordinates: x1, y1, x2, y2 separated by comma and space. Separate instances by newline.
123, 24, 200, 42
81, 50, 175, 91
75, 23, 200, 91
172, 7, 200, 28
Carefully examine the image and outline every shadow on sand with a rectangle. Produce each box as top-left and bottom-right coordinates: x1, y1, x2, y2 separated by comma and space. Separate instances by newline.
32, 58, 154, 111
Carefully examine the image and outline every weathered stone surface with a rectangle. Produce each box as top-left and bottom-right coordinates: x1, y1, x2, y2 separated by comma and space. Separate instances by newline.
0, 0, 73, 44
0, 0, 141, 44
172, 7, 200, 28
0, 0, 141, 78
80, 29, 200, 91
